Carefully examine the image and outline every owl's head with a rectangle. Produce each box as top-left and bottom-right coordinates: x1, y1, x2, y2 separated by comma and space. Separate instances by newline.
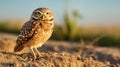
31, 8, 54, 21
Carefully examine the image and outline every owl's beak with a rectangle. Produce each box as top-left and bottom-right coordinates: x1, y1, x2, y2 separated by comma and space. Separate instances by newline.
40, 15, 46, 20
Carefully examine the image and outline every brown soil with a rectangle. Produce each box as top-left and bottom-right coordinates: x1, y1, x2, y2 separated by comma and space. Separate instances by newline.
0, 33, 120, 67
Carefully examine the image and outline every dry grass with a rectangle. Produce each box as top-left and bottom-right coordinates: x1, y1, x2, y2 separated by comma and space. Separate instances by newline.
0, 21, 120, 47
81, 25, 120, 37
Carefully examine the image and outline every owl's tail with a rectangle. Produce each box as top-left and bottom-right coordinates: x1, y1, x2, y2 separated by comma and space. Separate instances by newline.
14, 44, 24, 52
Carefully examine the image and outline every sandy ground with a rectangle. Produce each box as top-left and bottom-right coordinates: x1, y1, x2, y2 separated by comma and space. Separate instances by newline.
0, 33, 120, 67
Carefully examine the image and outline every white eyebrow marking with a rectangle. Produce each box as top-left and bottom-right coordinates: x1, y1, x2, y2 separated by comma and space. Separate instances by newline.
32, 16, 38, 19
35, 10, 42, 14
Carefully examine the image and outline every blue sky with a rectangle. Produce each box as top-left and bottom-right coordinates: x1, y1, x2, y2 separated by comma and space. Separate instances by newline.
0, 0, 120, 25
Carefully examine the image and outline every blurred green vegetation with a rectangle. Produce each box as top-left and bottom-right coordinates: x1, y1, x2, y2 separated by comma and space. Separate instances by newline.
0, 21, 22, 34
51, 9, 120, 48
0, 11, 120, 48
52, 10, 82, 41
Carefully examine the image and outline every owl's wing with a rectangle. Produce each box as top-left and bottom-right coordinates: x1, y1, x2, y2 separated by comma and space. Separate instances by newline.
16, 20, 40, 45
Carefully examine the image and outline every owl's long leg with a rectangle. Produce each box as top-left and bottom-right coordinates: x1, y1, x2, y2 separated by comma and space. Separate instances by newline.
34, 47, 41, 57
30, 47, 37, 59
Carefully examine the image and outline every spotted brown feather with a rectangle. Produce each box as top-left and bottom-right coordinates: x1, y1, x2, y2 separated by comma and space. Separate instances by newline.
16, 20, 40, 45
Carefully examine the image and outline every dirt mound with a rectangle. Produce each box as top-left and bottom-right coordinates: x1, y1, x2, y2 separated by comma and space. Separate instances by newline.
0, 33, 16, 52
0, 33, 120, 67
0, 52, 119, 67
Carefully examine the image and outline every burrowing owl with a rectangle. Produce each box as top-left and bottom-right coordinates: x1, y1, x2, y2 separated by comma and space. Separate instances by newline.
14, 8, 54, 59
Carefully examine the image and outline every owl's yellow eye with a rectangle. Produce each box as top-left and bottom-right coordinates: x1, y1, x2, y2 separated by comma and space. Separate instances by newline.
35, 12, 41, 16
46, 12, 49, 14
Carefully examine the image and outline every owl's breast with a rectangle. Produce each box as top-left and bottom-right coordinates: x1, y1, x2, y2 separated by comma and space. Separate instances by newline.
32, 22, 53, 44
37, 22, 53, 34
